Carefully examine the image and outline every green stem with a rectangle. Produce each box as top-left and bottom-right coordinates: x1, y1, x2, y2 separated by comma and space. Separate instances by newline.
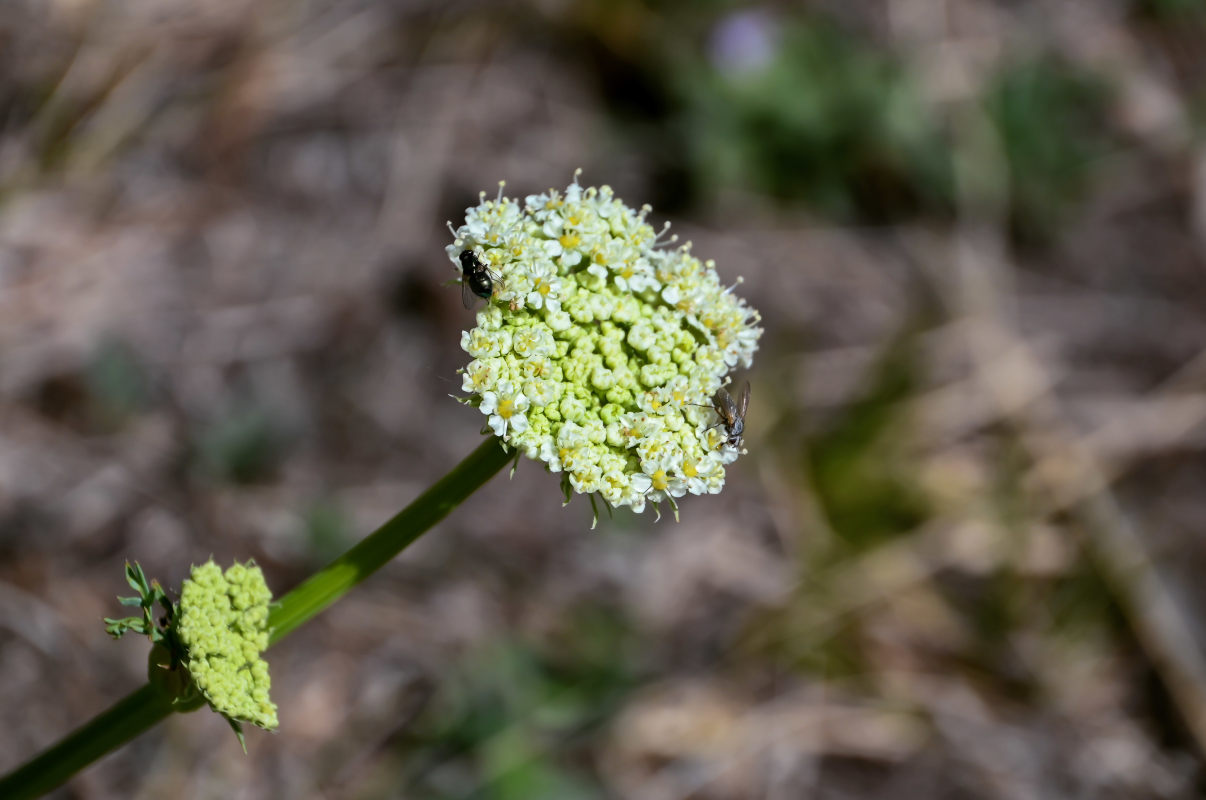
268, 436, 511, 644
0, 685, 172, 800
0, 437, 511, 800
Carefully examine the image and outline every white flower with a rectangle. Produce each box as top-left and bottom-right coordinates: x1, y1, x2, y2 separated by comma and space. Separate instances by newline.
599, 469, 630, 507
680, 451, 723, 494
525, 260, 564, 311
462, 358, 500, 394
512, 324, 555, 358
479, 381, 530, 437
448, 174, 762, 517
523, 378, 559, 408
538, 436, 563, 472
569, 463, 603, 494
460, 328, 512, 359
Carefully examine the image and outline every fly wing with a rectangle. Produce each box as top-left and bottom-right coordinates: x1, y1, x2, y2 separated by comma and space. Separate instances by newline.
713, 387, 737, 423
736, 381, 750, 418
461, 277, 476, 309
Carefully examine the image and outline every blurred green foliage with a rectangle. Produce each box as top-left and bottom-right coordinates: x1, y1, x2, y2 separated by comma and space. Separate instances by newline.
399, 605, 637, 799
1133, 0, 1206, 20
738, 575, 868, 683
582, 6, 1118, 242
984, 58, 1115, 244
807, 330, 929, 551
734, 330, 930, 684
302, 500, 353, 565
677, 17, 953, 222
86, 338, 151, 426
196, 404, 289, 484
29, 338, 151, 434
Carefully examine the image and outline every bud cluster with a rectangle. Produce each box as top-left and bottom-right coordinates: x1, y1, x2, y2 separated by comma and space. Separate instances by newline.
177, 560, 278, 732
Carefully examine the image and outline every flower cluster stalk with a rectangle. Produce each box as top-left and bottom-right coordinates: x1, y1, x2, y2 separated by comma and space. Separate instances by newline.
0, 437, 511, 800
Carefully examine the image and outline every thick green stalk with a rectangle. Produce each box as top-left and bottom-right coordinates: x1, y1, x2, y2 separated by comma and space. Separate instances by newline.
0, 685, 172, 800
0, 437, 511, 800
268, 437, 511, 643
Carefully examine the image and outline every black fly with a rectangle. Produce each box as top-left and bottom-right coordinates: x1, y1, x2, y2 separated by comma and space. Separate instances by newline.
458, 250, 498, 308
710, 382, 750, 449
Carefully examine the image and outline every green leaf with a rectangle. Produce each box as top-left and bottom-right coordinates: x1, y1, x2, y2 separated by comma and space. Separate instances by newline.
104, 617, 149, 639
226, 718, 247, 754
124, 562, 150, 596
107, 562, 176, 648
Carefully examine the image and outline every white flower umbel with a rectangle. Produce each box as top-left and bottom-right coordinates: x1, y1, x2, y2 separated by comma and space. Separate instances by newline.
447, 172, 762, 519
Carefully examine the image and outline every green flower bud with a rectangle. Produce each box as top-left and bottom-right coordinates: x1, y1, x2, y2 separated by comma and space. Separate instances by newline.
177, 560, 278, 733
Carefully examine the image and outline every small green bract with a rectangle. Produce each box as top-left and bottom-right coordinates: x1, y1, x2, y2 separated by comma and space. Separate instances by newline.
177, 560, 278, 733
448, 172, 762, 516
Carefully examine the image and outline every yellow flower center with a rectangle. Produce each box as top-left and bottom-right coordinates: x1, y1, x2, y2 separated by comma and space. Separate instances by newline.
498, 398, 516, 419
651, 470, 669, 492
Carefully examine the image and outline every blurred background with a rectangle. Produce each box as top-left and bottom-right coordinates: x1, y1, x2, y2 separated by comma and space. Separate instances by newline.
3, 0, 1206, 797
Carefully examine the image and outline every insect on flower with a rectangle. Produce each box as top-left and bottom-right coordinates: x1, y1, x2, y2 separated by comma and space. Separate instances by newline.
710, 382, 750, 449
458, 249, 499, 308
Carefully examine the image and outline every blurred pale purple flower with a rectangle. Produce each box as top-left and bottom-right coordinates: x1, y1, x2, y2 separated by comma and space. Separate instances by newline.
708, 10, 778, 76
